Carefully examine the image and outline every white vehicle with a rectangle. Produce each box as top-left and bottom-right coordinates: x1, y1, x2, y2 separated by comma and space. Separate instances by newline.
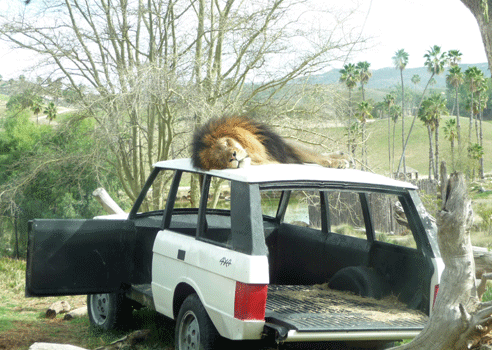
26, 159, 443, 349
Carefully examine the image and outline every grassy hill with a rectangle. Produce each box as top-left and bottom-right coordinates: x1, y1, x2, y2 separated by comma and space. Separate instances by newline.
327, 115, 492, 178
306, 63, 490, 91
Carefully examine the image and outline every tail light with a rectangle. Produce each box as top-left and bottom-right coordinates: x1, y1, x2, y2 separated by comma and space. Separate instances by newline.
433, 284, 440, 307
234, 282, 268, 320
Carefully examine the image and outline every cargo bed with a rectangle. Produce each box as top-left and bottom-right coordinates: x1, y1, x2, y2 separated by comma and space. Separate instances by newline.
265, 285, 428, 342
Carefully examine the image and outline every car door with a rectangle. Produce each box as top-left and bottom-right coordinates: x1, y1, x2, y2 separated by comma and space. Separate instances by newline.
26, 218, 136, 297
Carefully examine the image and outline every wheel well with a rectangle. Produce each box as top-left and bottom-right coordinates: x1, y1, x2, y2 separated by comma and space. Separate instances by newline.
173, 283, 196, 319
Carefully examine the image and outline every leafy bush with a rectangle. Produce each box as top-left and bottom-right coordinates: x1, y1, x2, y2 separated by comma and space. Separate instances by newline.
476, 205, 492, 235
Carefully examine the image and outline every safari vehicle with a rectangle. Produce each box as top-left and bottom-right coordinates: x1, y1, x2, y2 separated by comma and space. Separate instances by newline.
26, 158, 443, 349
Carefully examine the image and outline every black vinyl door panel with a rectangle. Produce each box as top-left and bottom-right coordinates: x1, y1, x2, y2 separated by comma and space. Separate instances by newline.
26, 219, 136, 297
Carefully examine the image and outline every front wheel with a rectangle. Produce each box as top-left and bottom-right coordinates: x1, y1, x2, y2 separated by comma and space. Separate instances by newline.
87, 292, 132, 330
175, 294, 220, 350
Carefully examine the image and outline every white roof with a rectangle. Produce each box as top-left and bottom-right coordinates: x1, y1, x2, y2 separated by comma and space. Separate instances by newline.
153, 158, 417, 190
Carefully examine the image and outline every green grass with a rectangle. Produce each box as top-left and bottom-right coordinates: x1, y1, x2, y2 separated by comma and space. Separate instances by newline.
0, 257, 174, 350
320, 115, 492, 178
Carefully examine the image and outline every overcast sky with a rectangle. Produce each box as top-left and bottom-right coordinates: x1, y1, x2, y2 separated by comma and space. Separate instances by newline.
352, 0, 487, 69
0, 0, 488, 80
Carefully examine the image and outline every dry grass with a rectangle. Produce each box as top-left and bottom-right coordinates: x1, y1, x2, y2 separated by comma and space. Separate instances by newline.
269, 284, 427, 324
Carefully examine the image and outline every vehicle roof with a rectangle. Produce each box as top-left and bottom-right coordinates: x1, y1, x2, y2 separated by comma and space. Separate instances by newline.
153, 158, 417, 190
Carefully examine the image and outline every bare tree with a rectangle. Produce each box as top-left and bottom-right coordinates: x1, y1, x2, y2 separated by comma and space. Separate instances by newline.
0, 0, 364, 208
388, 164, 492, 349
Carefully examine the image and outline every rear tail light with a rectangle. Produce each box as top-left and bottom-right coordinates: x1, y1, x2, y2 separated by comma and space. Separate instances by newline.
433, 284, 440, 308
234, 282, 268, 320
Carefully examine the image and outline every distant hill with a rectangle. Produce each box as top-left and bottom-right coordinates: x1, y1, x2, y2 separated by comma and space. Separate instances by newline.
305, 63, 490, 90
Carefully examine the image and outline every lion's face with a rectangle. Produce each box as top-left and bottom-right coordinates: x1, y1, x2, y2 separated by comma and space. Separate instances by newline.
211, 137, 249, 169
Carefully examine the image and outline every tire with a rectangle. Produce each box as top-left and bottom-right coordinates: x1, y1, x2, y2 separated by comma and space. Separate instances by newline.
87, 292, 132, 330
328, 266, 388, 299
175, 293, 220, 350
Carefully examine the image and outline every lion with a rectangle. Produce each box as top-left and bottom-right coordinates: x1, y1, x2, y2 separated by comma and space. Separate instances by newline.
191, 116, 353, 170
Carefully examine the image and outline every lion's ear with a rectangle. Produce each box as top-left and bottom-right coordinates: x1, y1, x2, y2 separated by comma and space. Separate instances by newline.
224, 137, 235, 147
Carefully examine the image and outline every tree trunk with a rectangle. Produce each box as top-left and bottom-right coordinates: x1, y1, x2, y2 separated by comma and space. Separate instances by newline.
401, 69, 406, 175
388, 114, 392, 174
434, 121, 440, 180
92, 188, 125, 215
427, 125, 434, 180
456, 87, 461, 150
389, 164, 492, 349
470, 91, 474, 145
479, 107, 484, 179
460, 0, 492, 76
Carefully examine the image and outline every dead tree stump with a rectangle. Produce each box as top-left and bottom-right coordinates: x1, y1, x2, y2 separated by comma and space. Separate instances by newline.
391, 166, 492, 349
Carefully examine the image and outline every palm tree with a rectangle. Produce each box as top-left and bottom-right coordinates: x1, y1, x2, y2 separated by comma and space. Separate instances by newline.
356, 61, 372, 101
397, 45, 448, 175
448, 49, 463, 66
392, 49, 409, 175
355, 100, 373, 170
418, 99, 436, 180
464, 66, 484, 145
468, 143, 484, 180
31, 96, 43, 124
424, 45, 448, 90
43, 101, 57, 124
418, 93, 448, 179
384, 94, 395, 173
443, 118, 458, 170
340, 63, 360, 155
446, 66, 464, 148
411, 74, 421, 115
476, 77, 489, 179
339, 63, 359, 117
411, 74, 421, 86
429, 93, 449, 180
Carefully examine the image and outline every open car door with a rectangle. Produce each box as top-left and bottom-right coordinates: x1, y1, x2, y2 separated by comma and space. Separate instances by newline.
26, 219, 136, 297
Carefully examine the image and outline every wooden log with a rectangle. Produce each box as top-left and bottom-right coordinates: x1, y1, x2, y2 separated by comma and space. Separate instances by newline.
63, 306, 87, 321
92, 188, 125, 215
29, 343, 88, 350
46, 300, 71, 319
390, 164, 492, 349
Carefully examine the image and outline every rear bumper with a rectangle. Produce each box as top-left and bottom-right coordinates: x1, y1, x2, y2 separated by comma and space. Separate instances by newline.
281, 329, 421, 342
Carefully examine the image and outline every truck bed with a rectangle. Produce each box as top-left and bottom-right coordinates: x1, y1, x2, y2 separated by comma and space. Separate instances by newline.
128, 283, 428, 341
265, 285, 428, 335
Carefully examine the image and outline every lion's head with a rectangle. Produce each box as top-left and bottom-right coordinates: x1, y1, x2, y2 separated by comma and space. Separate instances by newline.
201, 137, 249, 169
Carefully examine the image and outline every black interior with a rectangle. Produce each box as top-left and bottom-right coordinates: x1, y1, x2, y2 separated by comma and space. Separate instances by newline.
264, 221, 432, 314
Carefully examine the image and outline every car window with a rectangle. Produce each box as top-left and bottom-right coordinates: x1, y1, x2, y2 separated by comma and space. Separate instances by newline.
327, 190, 367, 239
261, 190, 282, 218
197, 175, 232, 247
328, 190, 417, 249
367, 192, 417, 249
137, 169, 174, 213
261, 187, 417, 249
261, 190, 322, 229
174, 172, 200, 209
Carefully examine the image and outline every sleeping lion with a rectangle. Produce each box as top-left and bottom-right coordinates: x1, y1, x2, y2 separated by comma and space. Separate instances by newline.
191, 116, 353, 170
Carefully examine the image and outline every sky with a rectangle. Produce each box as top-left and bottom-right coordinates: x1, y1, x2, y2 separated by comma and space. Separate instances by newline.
0, 0, 488, 80
351, 0, 488, 69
